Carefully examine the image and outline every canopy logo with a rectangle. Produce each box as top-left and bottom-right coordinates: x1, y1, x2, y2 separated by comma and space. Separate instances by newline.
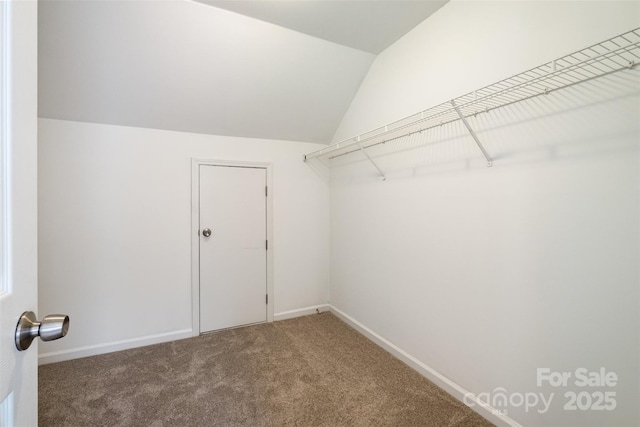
463, 388, 553, 415
464, 367, 618, 415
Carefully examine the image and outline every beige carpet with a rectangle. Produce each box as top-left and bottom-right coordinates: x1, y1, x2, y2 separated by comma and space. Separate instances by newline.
39, 312, 493, 426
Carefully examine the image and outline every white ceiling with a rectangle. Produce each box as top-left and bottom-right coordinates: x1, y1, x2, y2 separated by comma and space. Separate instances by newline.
38, 0, 447, 144
196, 1, 448, 54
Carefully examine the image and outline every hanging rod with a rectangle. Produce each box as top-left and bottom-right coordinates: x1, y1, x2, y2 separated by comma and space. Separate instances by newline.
304, 27, 640, 163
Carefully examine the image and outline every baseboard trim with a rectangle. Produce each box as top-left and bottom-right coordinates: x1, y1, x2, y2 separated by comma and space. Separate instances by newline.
39, 303, 332, 365
274, 304, 330, 321
38, 329, 193, 365
328, 305, 522, 427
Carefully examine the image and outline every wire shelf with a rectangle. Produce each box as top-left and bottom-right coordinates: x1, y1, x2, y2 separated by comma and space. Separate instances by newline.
304, 27, 640, 164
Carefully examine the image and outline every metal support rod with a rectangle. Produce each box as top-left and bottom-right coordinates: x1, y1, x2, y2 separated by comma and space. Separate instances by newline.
450, 99, 493, 167
357, 142, 386, 180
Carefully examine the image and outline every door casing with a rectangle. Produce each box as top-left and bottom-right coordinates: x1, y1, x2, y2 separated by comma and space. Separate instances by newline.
191, 158, 274, 336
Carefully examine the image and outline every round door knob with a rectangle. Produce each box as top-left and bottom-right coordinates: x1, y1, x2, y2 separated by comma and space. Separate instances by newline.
15, 311, 70, 351
202, 228, 212, 237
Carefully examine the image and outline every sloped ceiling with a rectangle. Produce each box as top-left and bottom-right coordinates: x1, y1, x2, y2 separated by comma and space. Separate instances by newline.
38, 0, 446, 144
197, 1, 448, 54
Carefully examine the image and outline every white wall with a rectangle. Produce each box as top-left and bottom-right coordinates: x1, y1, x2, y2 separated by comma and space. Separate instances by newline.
38, 118, 330, 362
329, 2, 639, 426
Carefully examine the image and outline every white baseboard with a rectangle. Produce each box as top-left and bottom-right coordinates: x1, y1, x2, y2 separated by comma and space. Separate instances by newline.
328, 305, 522, 427
274, 304, 330, 321
39, 303, 331, 365
38, 329, 193, 365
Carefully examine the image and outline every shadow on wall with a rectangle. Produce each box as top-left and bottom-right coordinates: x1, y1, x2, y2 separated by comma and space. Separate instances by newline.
316, 70, 640, 185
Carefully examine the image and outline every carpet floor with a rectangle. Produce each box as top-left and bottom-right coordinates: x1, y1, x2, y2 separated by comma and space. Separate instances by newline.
39, 312, 493, 426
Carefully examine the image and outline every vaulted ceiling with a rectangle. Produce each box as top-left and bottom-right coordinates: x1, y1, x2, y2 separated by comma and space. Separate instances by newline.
196, 1, 448, 54
38, 0, 447, 144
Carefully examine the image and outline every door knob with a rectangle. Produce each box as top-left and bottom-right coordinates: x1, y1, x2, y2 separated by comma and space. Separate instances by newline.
202, 228, 212, 237
15, 311, 70, 351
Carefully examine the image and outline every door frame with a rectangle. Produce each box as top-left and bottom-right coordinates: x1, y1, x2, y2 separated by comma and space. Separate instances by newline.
191, 158, 274, 336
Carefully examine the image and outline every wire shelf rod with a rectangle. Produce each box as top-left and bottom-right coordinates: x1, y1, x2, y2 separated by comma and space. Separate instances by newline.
305, 28, 640, 162
327, 60, 637, 161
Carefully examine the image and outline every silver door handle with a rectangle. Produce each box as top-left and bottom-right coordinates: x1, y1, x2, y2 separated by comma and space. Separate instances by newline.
202, 228, 212, 237
15, 311, 70, 351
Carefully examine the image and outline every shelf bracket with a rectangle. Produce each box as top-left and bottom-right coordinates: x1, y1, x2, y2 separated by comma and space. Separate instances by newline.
357, 142, 386, 181
451, 99, 493, 167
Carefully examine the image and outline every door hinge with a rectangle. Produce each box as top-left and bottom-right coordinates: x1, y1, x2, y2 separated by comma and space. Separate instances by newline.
266, 240, 268, 250
265, 186, 268, 197
266, 294, 268, 304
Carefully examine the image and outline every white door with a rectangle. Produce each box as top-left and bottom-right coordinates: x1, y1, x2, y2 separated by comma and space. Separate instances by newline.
0, 1, 39, 426
199, 165, 267, 333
